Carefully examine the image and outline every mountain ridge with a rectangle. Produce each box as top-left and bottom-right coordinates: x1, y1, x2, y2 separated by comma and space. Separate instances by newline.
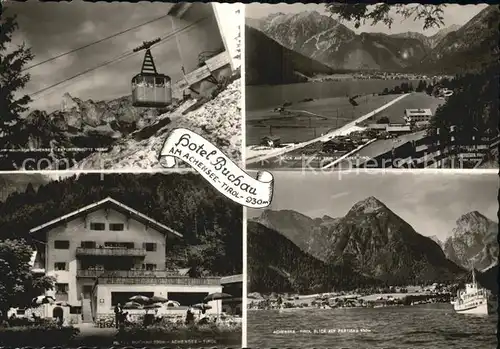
251, 196, 468, 285
443, 211, 498, 271
249, 6, 498, 73
245, 24, 334, 85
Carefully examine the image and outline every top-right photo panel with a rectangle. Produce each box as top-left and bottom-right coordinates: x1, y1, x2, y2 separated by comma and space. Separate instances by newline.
245, 3, 499, 170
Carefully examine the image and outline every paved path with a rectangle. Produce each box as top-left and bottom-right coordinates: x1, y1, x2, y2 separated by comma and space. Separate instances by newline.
70, 323, 117, 346
246, 93, 410, 165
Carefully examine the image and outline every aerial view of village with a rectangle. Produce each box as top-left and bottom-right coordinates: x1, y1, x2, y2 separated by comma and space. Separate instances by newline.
0, 172, 242, 347
247, 171, 498, 348
245, 3, 499, 170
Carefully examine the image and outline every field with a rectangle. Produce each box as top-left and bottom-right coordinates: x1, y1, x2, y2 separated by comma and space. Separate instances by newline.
246, 94, 397, 145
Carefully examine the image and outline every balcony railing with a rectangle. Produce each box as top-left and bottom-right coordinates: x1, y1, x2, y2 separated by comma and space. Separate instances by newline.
77, 269, 221, 285
76, 247, 147, 257
96, 275, 221, 286
77, 269, 181, 278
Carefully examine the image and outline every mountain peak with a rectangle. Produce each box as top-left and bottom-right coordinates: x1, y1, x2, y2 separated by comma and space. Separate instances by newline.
456, 211, 488, 225
61, 92, 79, 112
348, 196, 387, 215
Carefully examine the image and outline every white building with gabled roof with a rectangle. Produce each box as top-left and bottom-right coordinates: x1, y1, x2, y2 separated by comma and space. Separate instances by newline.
29, 197, 222, 323
404, 109, 433, 125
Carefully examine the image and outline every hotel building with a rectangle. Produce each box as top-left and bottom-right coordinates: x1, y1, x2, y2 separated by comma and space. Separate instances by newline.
29, 197, 223, 323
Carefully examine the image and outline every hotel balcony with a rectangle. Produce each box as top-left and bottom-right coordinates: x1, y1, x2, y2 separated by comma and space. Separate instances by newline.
98, 276, 221, 286
75, 247, 147, 257
77, 269, 181, 278
76, 269, 220, 285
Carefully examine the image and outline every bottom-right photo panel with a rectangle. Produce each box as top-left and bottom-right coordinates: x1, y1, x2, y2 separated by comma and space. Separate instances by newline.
247, 170, 498, 349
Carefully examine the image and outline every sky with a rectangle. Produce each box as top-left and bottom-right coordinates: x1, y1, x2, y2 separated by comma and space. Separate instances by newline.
248, 171, 498, 241
5, 1, 223, 113
245, 3, 489, 36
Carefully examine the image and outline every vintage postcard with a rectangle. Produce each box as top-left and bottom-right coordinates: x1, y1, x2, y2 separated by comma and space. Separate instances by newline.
0, 1, 242, 171
0, 172, 242, 347
247, 170, 498, 348
245, 3, 499, 171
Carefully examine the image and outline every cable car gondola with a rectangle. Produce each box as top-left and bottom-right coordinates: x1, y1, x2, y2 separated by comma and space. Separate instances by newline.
131, 38, 172, 108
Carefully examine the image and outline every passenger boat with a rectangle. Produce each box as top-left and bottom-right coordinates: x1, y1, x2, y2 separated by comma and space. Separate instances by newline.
453, 269, 496, 315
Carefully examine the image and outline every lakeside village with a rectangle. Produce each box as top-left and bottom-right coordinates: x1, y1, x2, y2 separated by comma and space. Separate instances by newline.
248, 284, 459, 311
0, 197, 242, 347
310, 72, 454, 82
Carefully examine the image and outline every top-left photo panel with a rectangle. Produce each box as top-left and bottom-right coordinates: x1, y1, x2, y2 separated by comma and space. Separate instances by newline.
0, 1, 242, 171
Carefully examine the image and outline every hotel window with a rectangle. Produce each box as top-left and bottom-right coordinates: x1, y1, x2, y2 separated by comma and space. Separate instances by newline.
54, 262, 67, 271
90, 222, 105, 231
55, 283, 68, 294
143, 242, 157, 252
54, 240, 69, 249
81, 241, 96, 248
109, 223, 124, 231
145, 264, 157, 271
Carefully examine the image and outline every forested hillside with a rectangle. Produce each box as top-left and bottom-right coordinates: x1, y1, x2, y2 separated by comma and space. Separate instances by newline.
0, 173, 242, 276
247, 221, 381, 293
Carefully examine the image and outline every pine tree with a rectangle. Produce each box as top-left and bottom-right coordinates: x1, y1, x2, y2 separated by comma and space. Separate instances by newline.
0, 8, 34, 148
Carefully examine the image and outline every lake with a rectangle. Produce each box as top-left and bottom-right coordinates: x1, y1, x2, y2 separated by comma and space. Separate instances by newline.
246, 79, 427, 111
247, 304, 497, 349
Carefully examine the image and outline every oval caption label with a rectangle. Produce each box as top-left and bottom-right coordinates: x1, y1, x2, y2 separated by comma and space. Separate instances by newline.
158, 128, 273, 208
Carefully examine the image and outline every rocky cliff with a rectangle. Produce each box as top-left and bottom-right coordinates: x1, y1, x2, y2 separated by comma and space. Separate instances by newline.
443, 211, 498, 271
71, 78, 242, 169
253, 196, 465, 284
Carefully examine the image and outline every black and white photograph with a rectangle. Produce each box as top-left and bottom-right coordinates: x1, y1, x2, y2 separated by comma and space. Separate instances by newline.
0, 172, 242, 347
247, 170, 498, 348
245, 3, 499, 170
0, 1, 242, 171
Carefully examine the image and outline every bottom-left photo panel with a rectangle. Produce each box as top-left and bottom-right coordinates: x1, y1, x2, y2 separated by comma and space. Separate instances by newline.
0, 171, 243, 348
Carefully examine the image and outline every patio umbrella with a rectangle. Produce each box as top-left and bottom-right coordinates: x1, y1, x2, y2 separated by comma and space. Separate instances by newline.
203, 292, 233, 318
129, 295, 150, 304
123, 301, 142, 309
143, 303, 162, 309
149, 296, 168, 303
165, 300, 181, 308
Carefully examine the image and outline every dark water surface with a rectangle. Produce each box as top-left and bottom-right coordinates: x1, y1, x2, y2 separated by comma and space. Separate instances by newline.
246, 80, 425, 110
248, 304, 497, 349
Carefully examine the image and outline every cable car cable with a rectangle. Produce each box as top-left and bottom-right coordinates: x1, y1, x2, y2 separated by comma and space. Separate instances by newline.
29, 51, 137, 98
21, 12, 175, 72
28, 16, 210, 98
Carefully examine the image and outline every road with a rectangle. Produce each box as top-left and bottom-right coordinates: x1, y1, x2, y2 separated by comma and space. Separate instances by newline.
246, 93, 410, 165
